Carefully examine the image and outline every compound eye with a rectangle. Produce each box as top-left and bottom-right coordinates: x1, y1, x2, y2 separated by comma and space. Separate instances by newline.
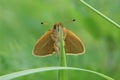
59, 23, 63, 28
53, 24, 56, 29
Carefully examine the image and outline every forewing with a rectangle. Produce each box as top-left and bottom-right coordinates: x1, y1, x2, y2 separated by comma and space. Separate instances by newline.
33, 29, 54, 56
64, 29, 85, 54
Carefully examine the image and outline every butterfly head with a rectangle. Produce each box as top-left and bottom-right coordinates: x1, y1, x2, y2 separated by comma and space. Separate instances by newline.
53, 22, 63, 32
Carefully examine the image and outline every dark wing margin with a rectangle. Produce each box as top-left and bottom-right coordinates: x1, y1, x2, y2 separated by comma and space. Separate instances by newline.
64, 29, 85, 54
33, 29, 54, 56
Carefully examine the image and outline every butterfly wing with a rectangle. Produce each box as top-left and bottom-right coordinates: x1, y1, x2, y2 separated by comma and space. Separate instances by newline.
64, 29, 85, 54
33, 29, 54, 56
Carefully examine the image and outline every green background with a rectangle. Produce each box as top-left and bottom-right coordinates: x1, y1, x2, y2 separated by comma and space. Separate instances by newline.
0, 0, 120, 80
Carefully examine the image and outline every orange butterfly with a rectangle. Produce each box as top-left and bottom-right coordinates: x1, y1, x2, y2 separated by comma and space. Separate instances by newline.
33, 20, 85, 56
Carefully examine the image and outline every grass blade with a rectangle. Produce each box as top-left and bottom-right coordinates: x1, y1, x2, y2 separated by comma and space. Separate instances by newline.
79, 0, 120, 29
0, 67, 114, 80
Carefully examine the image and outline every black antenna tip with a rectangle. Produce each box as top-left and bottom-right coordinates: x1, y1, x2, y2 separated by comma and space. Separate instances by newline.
72, 19, 76, 21
41, 22, 44, 24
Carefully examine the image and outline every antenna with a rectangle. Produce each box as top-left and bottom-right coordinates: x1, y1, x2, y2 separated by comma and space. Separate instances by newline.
64, 19, 76, 26
40, 19, 76, 26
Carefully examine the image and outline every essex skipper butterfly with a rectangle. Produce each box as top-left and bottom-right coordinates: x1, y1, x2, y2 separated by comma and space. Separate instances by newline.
33, 19, 85, 56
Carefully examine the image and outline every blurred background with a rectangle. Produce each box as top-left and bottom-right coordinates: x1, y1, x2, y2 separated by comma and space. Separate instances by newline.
0, 0, 120, 80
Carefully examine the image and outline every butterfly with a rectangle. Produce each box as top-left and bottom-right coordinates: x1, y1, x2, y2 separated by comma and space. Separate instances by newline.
33, 20, 85, 56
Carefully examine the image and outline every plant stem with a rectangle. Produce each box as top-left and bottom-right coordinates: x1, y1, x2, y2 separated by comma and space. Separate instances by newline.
79, 0, 120, 29
58, 26, 67, 80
